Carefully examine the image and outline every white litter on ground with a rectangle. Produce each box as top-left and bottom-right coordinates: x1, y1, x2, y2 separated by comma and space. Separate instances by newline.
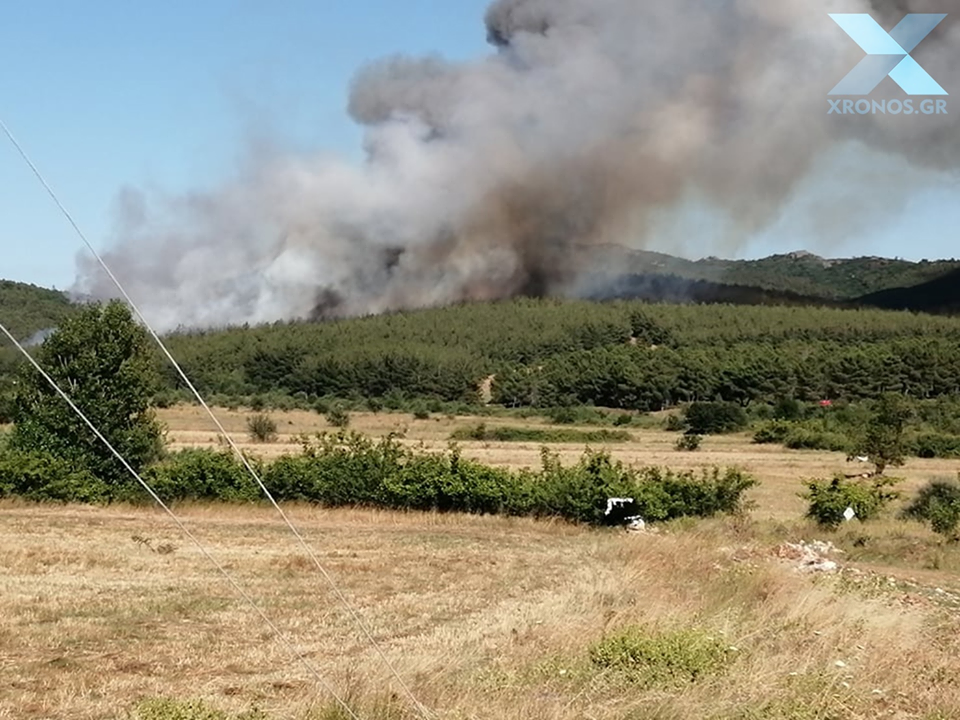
776, 540, 843, 573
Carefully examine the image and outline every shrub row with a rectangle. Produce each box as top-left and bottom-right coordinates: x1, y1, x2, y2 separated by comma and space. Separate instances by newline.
450, 423, 632, 444
753, 420, 960, 459
0, 432, 757, 526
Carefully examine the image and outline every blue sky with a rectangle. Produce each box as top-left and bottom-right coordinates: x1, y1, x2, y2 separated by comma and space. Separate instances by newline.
1, 1, 958, 290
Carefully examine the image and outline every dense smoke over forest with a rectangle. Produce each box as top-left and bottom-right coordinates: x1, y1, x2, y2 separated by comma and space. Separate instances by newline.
75, 0, 960, 331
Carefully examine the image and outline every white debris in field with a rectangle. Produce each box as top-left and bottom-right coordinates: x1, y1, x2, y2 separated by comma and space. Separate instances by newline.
776, 540, 843, 573
605, 498, 634, 516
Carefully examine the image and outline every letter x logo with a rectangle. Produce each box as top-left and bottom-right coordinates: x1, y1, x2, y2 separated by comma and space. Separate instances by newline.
829, 13, 948, 96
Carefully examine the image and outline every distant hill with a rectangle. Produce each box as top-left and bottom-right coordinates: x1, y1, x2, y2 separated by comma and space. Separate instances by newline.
856, 268, 960, 314
579, 272, 846, 308
580, 246, 960, 302
0, 280, 79, 343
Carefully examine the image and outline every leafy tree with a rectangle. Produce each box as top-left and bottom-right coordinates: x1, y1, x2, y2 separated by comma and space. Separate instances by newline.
685, 402, 748, 435
628, 310, 673, 346
772, 397, 804, 421
9, 300, 164, 491
849, 393, 911, 475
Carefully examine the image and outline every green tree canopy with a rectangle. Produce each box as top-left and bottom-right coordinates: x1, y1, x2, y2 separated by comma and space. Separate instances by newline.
850, 393, 912, 476
10, 300, 164, 490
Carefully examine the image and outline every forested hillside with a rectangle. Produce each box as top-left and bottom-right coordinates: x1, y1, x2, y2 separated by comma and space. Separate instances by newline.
2, 249, 959, 423
148, 300, 960, 411
589, 247, 960, 301
857, 268, 960, 314
0, 280, 78, 341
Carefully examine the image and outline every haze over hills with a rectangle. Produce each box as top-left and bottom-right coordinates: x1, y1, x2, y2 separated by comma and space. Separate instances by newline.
2, 250, 960, 341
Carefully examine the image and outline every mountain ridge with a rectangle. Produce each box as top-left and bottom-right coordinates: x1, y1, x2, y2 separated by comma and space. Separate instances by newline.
577, 246, 960, 302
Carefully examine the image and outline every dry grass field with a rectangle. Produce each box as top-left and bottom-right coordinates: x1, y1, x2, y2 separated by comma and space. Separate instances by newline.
2, 406, 960, 719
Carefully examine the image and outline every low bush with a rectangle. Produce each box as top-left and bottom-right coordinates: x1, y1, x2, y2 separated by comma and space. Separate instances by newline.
752, 421, 791, 445
264, 436, 755, 526
132, 698, 269, 720
263, 433, 398, 507
151, 390, 185, 409
753, 419, 849, 452
772, 396, 805, 421
664, 413, 686, 432
325, 406, 351, 429
532, 451, 755, 525
450, 423, 631, 444
801, 474, 902, 529
246, 413, 278, 443
909, 433, 960, 459
412, 407, 431, 420
545, 405, 578, 424
138, 449, 261, 504
902, 476, 960, 538
381, 447, 523, 516
632, 466, 755, 523
783, 427, 849, 453
675, 434, 702, 452
0, 449, 110, 504
754, 415, 960, 460
589, 626, 729, 685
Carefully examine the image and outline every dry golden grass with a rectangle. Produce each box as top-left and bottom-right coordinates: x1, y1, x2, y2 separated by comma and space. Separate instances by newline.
2, 502, 960, 720
4, 407, 960, 718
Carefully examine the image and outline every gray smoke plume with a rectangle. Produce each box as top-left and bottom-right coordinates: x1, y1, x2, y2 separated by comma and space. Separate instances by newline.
21, 327, 56, 348
75, 0, 960, 331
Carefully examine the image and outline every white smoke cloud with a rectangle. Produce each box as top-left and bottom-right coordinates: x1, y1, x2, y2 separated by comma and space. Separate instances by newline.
75, 0, 960, 331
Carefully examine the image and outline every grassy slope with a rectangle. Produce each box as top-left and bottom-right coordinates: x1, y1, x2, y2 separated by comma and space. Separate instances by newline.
4, 408, 960, 718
